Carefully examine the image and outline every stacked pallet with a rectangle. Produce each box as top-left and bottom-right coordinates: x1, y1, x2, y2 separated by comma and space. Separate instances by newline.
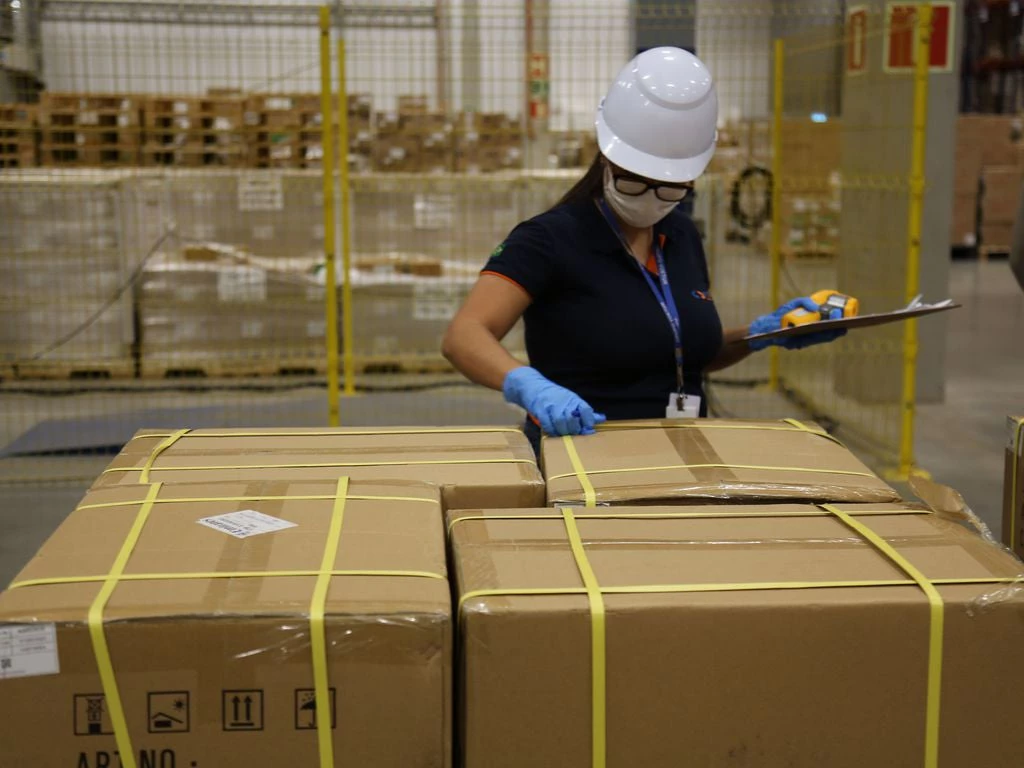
372, 97, 524, 174
453, 111, 524, 173
0, 104, 38, 168
0, 172, 167, 378
244, 93, 325, 169
38, 93, 141, 167
142, 95, 248, 168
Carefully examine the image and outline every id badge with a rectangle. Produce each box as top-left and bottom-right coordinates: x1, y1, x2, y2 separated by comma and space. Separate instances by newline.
666, 393, 702, 419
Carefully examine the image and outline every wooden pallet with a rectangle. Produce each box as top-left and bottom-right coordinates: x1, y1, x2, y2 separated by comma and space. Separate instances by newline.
140, 355, 455, 379
141, 357, 326, 379
39, 144, 142, 166
0, 104, 38, 168
14, 359, 137, 381
142, 144, 248, 168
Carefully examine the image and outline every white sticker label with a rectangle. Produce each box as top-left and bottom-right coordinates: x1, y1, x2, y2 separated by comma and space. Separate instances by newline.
197, 510, 296, 539
0, 624, 60, 680
414, 194, 456, 230
412, 282, 461, 322
252, 224, 275, 241
238, 174, 284, 212
666, 393, 702, 419
217, 266, 267, 302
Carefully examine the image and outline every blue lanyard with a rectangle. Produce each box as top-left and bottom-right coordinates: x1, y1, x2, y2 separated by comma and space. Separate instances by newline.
596, 199, 685, 397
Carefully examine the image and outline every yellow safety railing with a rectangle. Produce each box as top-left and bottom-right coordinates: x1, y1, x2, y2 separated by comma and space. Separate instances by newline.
318, 6, 341, 426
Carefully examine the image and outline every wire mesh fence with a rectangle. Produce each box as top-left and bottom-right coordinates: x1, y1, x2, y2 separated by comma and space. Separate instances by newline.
0, 0, 929, 482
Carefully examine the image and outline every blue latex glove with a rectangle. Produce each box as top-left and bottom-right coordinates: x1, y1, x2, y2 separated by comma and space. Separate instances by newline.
503, 366, 606, 436
748, 297, 849, 351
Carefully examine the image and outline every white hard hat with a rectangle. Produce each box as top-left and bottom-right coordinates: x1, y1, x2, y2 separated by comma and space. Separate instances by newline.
596, 47, 718, 182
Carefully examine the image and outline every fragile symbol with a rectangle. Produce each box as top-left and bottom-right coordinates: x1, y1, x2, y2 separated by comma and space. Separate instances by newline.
294, 688, 336, 730
74, 694, 113, 736
147, 691, 190, 734
222, 689, 264, 731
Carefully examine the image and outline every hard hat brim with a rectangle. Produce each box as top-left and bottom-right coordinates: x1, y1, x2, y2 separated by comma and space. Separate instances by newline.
595, 111, 716, 183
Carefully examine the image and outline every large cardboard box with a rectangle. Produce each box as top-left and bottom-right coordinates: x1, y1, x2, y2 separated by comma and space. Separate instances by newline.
0, 479, 450, 767
448, 502, 1024, 767
543, 419, 899, 506
1003, 415, 1024, 558
92, 427, 544, 509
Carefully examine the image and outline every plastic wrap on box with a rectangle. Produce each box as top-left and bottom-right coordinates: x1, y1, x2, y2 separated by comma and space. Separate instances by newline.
447, 499, 1024, 767
542, 418, 901, 506
0, 479, 450, 767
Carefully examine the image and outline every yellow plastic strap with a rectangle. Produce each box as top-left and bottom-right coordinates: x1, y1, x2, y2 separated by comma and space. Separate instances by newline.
822, 504, 944, 768
310, 477, 348, 768
594, 419, 840, 444
457, 576, 1011, 612
548, 462, 876, 483
137, 427, 522, 440
139, 429, 190, 484
1011, 417, 1023, 551
782, 417, 843, 445
446, 507, 930, 534
562, 436, 597, 507
77, 493, 438, 511
10, 569, 444, 591
88, 482, 162, 768
561, 507, 606, 768
103, 457, 534, 477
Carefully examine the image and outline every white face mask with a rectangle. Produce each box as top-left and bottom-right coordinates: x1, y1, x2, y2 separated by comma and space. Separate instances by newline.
602, 164, 681, 228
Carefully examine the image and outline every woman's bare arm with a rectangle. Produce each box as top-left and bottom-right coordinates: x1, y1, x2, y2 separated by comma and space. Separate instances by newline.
442, 274, 532, 390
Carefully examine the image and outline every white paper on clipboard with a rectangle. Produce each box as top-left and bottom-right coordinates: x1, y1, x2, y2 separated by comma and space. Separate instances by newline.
744, 297, 959, 344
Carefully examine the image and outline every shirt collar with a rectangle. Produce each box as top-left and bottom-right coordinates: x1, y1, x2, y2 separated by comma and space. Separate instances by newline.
583, 197, 675, 256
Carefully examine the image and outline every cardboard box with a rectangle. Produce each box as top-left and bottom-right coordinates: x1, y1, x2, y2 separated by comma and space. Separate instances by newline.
0, 479, 450, 767
542, 419, 900, 505
92, 427, 544, 510
1003, 415, 1024, 557
448, 502, 1024, 767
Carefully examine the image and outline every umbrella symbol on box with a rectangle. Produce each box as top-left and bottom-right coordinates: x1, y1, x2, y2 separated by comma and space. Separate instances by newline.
294, 688, 336, 730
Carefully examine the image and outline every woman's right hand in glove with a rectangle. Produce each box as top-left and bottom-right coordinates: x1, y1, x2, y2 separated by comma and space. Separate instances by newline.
503, 366, 606, 436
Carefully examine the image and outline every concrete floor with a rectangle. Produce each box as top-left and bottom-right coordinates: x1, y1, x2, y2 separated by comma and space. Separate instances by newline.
0, 260, 1020, 586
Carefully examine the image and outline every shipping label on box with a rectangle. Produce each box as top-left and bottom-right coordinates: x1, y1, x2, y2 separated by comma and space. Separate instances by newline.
412, 282, 463, 322
414, 194, 456, 230
237, 173, 284, 212
217, 266, 267, 302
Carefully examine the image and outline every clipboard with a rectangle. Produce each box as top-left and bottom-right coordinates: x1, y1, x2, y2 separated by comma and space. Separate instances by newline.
744, 297, 960, 344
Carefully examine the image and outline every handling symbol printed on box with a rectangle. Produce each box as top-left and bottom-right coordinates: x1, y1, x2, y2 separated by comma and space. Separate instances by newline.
147, 691, 190, 734
222, 689, 264, 731
74, 694, 113, 736
294, 688, 336, 730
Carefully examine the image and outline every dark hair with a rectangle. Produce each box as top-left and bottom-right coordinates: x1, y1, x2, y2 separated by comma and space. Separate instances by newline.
552, 152, 604, 209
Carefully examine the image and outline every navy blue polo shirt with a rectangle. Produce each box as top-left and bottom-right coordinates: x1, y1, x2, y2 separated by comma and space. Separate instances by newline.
483, 198, 723, 420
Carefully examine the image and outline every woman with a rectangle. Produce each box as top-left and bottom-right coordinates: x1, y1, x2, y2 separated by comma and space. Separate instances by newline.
442, 47, 846, 448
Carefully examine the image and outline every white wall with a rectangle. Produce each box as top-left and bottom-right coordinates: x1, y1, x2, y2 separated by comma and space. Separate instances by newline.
696, 0, 773, 123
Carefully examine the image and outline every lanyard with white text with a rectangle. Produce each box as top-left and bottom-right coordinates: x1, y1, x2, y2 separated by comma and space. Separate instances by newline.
597, 198, 685, 402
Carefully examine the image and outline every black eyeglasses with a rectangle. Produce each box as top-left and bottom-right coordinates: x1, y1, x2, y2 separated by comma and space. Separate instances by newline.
612, 172, 694, 202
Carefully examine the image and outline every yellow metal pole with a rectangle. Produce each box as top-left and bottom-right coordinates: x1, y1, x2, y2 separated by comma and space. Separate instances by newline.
337, 36, 356, 397
768, 38, 784, 390
319, 6, 340, 427
898, 4, 932, 477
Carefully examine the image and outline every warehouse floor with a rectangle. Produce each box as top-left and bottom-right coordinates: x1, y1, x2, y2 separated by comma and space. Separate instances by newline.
0, 259, 1021, 586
